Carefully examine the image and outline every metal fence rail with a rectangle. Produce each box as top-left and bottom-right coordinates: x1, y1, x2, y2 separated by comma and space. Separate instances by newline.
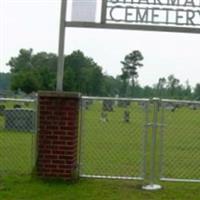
79, 96, 150, 180
0, 98, 37, 175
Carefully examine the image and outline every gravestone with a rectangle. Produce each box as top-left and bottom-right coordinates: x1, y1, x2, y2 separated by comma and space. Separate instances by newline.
188, 104, 200, 110
0, 105, 5, 110
164, 103, 177, 112
24, 102, 29, 107
100, 110, 108, 122
0, 105, 5, 117
123, 110, 130, 123
118, 100, 130, 108
2, 108, 35, 132
138, 102, 146, 109
82, 100, 93, 110
103, 100, 114, 112
13, 104, 21, 109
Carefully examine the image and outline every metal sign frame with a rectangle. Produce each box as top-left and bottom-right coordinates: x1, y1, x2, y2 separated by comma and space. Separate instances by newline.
56, 0, 200, 91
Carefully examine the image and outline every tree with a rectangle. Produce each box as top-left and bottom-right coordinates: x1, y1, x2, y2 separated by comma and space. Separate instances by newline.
120, 50, 143, 96
8, 49, 57, 93
101, 75, 121, 96
8, 49, 106, 95
166, 74, 180, 98
182, 80, 192, 99
119, 70, 129, 97
193, 83, 200, 100
8, 49, 33, 73
11, 70, 40, 94
143, 85, 154, 97
155, 77, 166, 98
64, 50, 104, 95
0, 73, 11, 91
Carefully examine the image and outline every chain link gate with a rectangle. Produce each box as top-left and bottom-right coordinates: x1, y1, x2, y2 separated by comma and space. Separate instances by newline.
0, 98, 37, 175
79, 96, 150, 180
79, 97, 200, 188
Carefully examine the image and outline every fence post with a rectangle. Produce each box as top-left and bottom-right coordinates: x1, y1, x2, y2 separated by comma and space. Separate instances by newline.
37, 91, 81, 181
142, 97, 162, 190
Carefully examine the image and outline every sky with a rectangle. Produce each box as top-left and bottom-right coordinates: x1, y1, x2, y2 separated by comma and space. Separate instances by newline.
0, 0, 200, 88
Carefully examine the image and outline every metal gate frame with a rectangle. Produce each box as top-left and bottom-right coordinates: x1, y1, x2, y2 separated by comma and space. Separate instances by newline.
79, 96, 150, 181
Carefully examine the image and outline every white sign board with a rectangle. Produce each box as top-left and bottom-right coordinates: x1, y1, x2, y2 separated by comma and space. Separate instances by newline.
71, 0, 97, 22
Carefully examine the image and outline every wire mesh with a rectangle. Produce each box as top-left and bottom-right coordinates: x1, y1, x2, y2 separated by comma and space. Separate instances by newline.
79, 97, 200, 183
160, 99, 200, 181
0, 98, 37, 175
79, 97, 149, 179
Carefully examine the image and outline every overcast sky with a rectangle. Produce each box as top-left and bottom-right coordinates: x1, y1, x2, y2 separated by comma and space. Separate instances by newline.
0, 0, 200, 87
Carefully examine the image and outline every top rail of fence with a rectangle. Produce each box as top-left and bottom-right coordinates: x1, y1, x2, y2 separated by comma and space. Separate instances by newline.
161, 98, 200, 105
0, 98, 36, 103
82, 96, 150, 102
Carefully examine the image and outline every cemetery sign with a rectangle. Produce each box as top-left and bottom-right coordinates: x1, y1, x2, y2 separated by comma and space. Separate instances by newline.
56, 0, 199, 91
108, 0, 200, 27
66, 0, 200, 34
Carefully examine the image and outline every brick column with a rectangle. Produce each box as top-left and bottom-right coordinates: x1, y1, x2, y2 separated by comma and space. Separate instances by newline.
37, 91, 81, 180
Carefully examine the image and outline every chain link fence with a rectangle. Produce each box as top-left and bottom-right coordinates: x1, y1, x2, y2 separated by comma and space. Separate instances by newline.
79, 97, 200, 184
79, 96, 150, 180
0, 98, 37, 175
0, 95, 199, 184
160, 99, 200, 182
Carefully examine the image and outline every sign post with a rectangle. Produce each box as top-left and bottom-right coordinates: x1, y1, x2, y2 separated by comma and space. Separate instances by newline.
56, 0, 67, 91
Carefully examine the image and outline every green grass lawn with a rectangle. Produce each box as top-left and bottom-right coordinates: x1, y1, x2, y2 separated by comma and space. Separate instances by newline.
0, 99, 36, 176
0, 99, 200, 199
1, 176, 200, 200
0, 131, 36, 175
80, 101, 146, 178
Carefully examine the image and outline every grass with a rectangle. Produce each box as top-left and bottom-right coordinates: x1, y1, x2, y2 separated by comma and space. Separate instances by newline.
1, 176, 200, 200
0, 99, 200, 199
80, 101, 145, 177
0, 131, 36, 174
0, 99, 36, 175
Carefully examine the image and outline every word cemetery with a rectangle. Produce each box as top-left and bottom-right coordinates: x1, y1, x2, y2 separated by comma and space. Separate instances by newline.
108, 0, 200, 27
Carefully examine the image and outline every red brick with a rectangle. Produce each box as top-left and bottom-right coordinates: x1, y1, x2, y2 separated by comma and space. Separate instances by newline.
39, 149, 51, 154
40, 110, 52, 115
44, 164, 57, 169
46, 135, 58, 140
52, 140, 66, 145
45, 155, 58, 160
52, 150, 65, 155
60, 154, 76, 160
52, 160, 65, 164
60, 126, 68, 130
37, 92, 80, 181
51, 169, 65, 173
54, 131, 65, 135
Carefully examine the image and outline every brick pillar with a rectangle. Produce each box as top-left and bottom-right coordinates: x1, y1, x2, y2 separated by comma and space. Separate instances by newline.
37, 91, 80, 180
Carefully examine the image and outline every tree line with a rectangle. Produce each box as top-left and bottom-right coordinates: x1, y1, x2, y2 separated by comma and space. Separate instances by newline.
0, 48, 200, 100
